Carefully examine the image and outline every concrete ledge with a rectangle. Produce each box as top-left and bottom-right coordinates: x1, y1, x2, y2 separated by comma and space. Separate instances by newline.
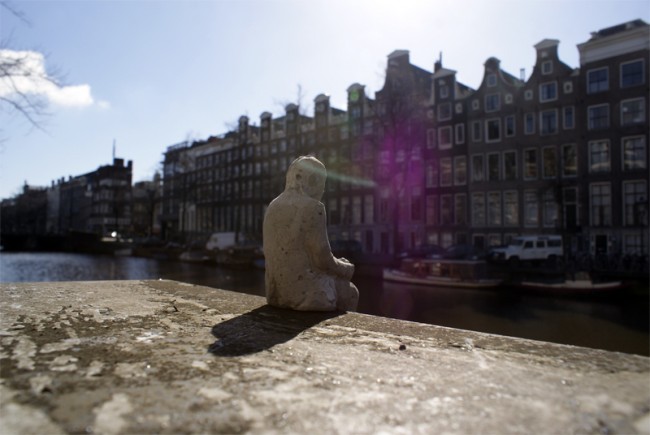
1, 280, 649, 434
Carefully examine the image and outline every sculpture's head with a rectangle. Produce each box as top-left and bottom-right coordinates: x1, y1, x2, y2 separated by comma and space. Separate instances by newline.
285, 156, 327, 201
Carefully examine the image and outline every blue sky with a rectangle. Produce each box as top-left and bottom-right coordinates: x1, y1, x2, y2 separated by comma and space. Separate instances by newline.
1, 0, 648, 199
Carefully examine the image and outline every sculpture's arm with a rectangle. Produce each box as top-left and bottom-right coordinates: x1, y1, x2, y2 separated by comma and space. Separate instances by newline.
305, 202, 354, 280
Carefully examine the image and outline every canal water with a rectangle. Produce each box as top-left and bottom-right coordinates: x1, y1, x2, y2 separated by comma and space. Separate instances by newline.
1, 252, 648, 356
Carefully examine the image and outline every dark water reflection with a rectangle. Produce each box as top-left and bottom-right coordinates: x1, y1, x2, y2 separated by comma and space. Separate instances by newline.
1, 252, 648, 356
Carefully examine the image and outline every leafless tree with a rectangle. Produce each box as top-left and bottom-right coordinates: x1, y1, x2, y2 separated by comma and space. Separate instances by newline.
0, 1, 59, 135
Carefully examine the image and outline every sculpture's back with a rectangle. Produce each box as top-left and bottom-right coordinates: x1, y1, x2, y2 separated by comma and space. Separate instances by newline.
263, 156, 359, 311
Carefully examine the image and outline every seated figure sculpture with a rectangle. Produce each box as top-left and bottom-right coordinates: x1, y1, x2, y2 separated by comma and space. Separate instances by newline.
263, 156, 359, 311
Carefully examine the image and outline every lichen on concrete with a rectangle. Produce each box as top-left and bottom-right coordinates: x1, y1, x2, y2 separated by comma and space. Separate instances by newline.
1, 280, 649, 434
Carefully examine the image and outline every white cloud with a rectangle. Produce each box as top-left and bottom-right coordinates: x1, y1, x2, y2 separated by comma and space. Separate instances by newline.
0, 49, 106, 109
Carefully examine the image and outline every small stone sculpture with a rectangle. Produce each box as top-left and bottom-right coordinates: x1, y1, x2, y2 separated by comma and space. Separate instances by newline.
263, 156, 359, 311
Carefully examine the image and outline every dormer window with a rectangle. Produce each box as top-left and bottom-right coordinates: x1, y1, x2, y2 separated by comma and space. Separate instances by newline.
440, 85, 449, 99
542, 61, 553, 75
487, 74, 497, 87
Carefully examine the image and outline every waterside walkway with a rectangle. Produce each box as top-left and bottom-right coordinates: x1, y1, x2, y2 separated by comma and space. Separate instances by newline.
1, 280, 648, 434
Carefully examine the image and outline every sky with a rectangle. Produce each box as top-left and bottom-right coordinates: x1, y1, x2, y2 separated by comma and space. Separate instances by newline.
1, 0, 648, 199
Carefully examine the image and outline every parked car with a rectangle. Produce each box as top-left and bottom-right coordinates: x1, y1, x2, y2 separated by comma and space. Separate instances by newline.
488, 235, 563, 266
429, 244, 486, 261
396, 244, 445, 260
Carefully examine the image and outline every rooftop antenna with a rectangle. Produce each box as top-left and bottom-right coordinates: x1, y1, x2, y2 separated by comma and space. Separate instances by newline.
112, 139, 116, 161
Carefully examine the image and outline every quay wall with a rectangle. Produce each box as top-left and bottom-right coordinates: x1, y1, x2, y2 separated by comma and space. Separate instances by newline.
1, 280, 649, 434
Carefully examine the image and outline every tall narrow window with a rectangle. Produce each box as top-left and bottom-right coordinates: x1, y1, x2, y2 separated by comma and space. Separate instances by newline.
543, 189, 558, 227
622, 136, 647, 170
587, 67, 608, 93
426, 195, 438, 225
563, 106, 575, 129
539, 82, 557, 102
590, 183, 612, 227
472, 121, 482, 142
524, 191, 539, 227
589, 140, 610, 172
621, 98, 645, 125
488, 192, 501, 226
542, 146, 557, 178
488, 153, 500, 181
441, 195, 453, 225
454, 156, 467, 185
524, 149, 538, 179
485, 94, 500, 112
440, 158, 452, 186
503, 151, 517, 180
486, 118, 501, 142
472, 193, 486, 226
621, 59, 644, 88
471, 154, 484, 182
438, 126, 453, 149
503, 191, 518, 226
624, 181, 648, 226
540, 110, 558, 135
525, 113, 535, 135
588, 104, 609, 130
562, 144, 577, 177
455, 123, 465, 144
454, 194, 467, 225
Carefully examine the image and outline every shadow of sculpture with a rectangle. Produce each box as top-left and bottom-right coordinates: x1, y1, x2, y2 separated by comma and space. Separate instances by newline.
208, 305, 342, 357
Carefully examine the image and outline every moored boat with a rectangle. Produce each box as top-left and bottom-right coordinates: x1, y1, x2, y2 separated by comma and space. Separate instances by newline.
383, 258, 502, 289
513, 279, 626, 295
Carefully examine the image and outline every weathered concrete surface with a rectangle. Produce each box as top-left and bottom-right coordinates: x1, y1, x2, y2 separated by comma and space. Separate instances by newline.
1, 280, 648, 434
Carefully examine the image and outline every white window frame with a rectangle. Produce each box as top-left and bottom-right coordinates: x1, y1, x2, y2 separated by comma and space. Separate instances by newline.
438, 125, 453, 150
438, 102, 452, 121
540, 109, 558, 135
485, 93, 500, 112
623, 180, 648, 227
487, 152, 500, 182
471, 192, 486, 226
472, 120, 482, 142
590, 182, 612, 227
524, 190, 539, 228
539, 81, 558, 103
440, 157, 452, 187
453, 155, 467, 186
563, 106, 575, 130
620, 58, 645, 88
524, 148, 538, 180
588, 139, 611, 173
587, 66, 609, 94
503, 150, 517, 181
588, 104, 610, 130
454, 123, 465, 145
542, 60, 553, 75
622, 135, 647, 170
562, 143, 578, 178
524, 112, 535, 135
620, 97, 645, 126
485, 118, 501, 143
426, 128, 436, 149
503, 190, 519, 227
471, 154, 484, 182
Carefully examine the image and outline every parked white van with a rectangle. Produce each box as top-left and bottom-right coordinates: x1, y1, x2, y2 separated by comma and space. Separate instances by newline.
488, 235, 563, 266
